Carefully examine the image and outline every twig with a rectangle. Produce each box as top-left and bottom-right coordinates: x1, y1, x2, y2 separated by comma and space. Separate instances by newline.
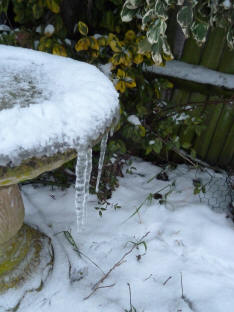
95, 283, 115, 290
84, 232, 150, 300
144, 274, 152, 281
163, 276, 172, 286
180, 272, 184, 298
127, 283, 132, 310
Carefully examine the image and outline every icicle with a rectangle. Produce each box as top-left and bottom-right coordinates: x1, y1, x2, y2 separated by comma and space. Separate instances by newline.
75, 147, 90, 232
95, 132, 109, 193
83, 147, 92, 226
110, 125, 114, 137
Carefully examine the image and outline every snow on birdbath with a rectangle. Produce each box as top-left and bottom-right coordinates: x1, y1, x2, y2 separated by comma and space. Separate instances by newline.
0, 45, 119, 292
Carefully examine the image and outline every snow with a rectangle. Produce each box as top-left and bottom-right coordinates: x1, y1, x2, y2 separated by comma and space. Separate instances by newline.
2, 158, 234, 312
146, 60, 234, 90
0, 45, 119, 166
223, 0, 231, 8
0, 25, 11, 32
44, 24, 55, 35
127, 115, 141, 126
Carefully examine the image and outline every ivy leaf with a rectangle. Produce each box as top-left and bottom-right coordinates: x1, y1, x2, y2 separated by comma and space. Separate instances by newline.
155, 0, 168, 20
138, 37, 152, 53
78, 21, 88, 36
121, 3, 137, 22
147, 19, 167, 44
126, 0, 144, 9
151, 40, 163, 65
191, 21, 209, 45
227, 27, 234, 50
162, 38, 174, 60
142, 9, 155, 28
177, 4, 193, 37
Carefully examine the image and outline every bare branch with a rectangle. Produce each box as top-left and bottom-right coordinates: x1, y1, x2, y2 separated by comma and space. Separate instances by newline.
84, 232, 150, 300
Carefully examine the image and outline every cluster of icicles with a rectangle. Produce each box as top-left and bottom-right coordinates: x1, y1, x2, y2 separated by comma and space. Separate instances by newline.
75, 129, 112, 232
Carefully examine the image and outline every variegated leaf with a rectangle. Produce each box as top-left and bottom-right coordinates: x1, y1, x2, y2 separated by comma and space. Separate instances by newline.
177, 5, 193, 37
126, 0, 144, 9
151, 41, 163, 65
162, 38, 174, 58
138, 37, 152, 53
227, 28, 234, 49
121, 3, 137, 22
155, 0, 168, 20
147, 19, 167, 44
142, 9, 155, 27
191, 21, 209, 45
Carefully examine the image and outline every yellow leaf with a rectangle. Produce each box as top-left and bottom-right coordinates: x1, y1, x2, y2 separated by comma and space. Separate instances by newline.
91, 51, 98, 58
155, 87, 160, 98
116, 69, 126, 79
90, 37, 99, 50
111, 54, 121, 65
53, 44, 67, 57
126, 80, 136, 88
124, 30, 136, 41
108, 33, 119, 43
78, 21, 88, 36
97, 37, 107, 46
109, 40, 122, 52
115, 81, 126, 93
75, 38, 90, 52
163, 53, 174, 61
138, 125, 146, 137
46, 0, 60, 14
121, 54, 131, 67
133, 54, 143, 65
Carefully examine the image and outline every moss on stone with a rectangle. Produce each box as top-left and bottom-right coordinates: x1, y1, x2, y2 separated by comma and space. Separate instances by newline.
0, 149, 77, 187
0, 224, 52, 293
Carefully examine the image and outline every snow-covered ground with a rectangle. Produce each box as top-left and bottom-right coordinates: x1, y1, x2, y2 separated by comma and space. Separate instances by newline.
3, 158, 234, 312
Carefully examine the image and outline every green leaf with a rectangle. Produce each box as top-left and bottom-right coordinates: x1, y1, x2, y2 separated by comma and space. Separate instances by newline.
151, 41, 163, 65
182, 142, 191, 149
155, 0, 168, 20
152, 138, 163, 154
177, 4, 193, 37
191, 21, 209, 45
78, 21, 88, 36
138, 37, 152, 53
0, 0, 9, 13
142, 9, 155, 27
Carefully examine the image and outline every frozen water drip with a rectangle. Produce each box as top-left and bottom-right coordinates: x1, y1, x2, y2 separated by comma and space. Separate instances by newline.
95, 132, 109, 193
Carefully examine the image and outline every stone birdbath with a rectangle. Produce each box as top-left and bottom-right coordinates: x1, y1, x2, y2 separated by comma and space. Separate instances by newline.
0, 45, 119, 299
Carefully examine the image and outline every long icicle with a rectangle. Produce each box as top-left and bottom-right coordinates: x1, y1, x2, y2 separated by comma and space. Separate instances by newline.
83, 147, 92, 226
75, 148, 88, 232
95, 132, 109, 193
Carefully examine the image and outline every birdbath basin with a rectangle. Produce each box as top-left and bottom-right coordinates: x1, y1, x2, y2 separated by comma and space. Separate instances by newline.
0, 45, 119, 295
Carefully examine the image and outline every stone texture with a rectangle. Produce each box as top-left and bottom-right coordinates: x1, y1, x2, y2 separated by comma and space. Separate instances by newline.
0, 184, 24, 244
0, 224, 53, 297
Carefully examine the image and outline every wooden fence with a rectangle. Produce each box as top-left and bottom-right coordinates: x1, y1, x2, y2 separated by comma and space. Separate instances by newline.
155, 25, 234, 169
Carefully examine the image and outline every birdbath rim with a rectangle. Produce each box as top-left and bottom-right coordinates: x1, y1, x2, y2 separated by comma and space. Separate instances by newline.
0, 45, 119, 179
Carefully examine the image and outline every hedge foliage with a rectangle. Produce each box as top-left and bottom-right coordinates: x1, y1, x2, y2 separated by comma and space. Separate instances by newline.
0, 0, 232, 163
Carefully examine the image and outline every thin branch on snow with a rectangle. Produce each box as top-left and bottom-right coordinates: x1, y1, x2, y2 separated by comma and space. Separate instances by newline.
84, 232, 150, 300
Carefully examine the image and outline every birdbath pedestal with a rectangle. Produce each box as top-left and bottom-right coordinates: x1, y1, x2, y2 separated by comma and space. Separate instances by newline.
0, 45, 119, 303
